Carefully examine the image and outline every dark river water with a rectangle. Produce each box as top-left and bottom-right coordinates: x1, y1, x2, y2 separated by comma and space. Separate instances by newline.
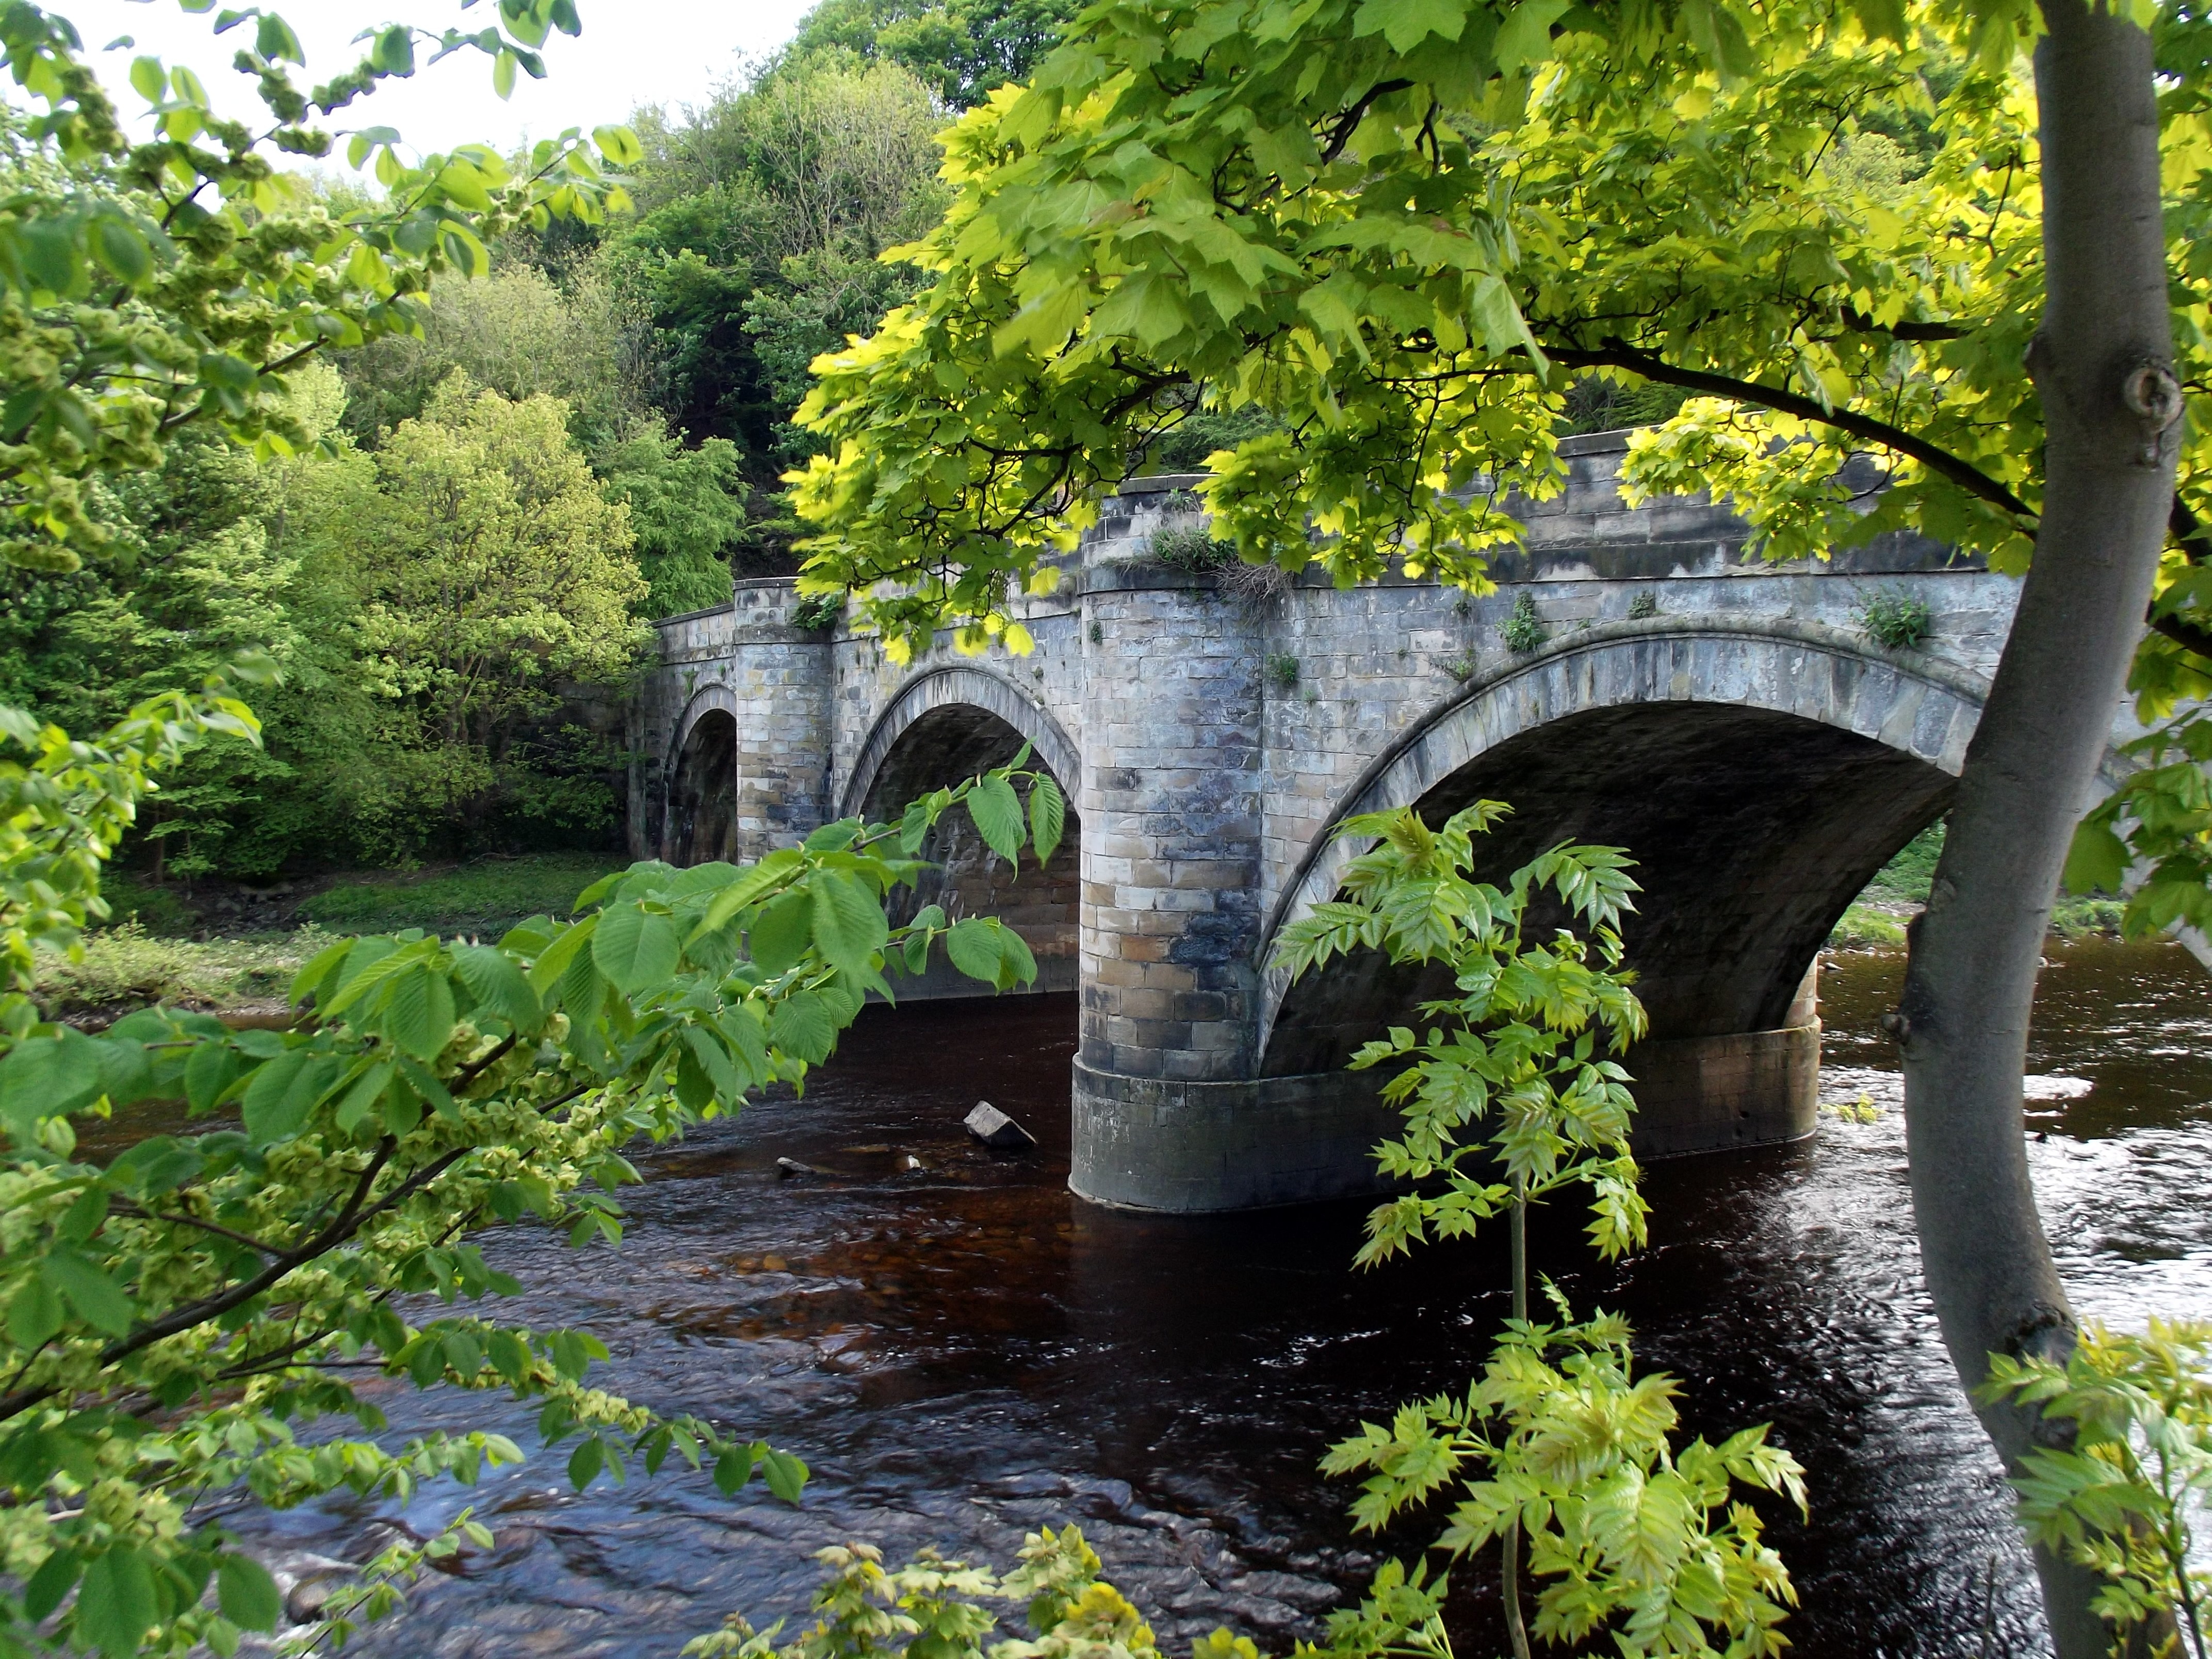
220, 939, 2212, 1658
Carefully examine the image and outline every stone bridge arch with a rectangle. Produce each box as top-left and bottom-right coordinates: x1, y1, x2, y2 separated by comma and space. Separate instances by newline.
1253, 616, 1991, 1156
845, 667, 1084, 997
663, 684, 741, 867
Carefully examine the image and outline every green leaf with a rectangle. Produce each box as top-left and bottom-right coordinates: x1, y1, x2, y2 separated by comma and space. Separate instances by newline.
8, 1275, 63, 1349
334, 1061, 395, 1132
567, 1435, 606, 1488
241, 1049, 336, 1145
767, 989, 838, 1065
967, 773, 1024, 866
1354, 0, 1469, 54
1028, 776, 1066, 866
184, 1039, 244, 1115
289, 935, 354, 1004
78, 1548, 158, 1659
750, 890, 812, 976
2064, 820, 2127, 896
0, 1028, 105, 1138
1493, 0, 1569, 69
713, 1442, 756, 1493
452, 945, 541, 1034
22, 1545, 80, 1622
943, 918, 1004, 984
760, 1447, 809, 1503
216, 1553, 281, 1633
682, 1026, 745, 1103
384, 965, 458, 1062
90, 217, 152, 284
810, 871, 889, 974
43, 1250, 133, 1337
592, 902, 682, 994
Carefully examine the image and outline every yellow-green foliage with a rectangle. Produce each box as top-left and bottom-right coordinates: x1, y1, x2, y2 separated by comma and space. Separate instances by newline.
1981, 1321, 2212, 1657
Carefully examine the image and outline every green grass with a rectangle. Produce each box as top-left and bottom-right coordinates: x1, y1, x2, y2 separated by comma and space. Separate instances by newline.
36, 924, 332, 1019
1831, 820, 2125, 947
296, 852, 620, 938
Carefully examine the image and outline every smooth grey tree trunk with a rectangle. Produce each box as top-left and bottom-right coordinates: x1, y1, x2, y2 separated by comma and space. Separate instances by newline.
1897, 4, 2182, 1653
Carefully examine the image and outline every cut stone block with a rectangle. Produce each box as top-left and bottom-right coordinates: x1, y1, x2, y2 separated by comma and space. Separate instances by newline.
964, 1101, 1036, 1151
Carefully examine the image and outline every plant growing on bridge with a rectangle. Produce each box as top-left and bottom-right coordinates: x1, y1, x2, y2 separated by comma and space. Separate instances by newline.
1499, 596, 1545, 656
1856, 590, 1935, 652
1275, 803, 1806, 1656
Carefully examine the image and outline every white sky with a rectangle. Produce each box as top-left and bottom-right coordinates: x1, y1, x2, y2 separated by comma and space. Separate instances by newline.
52, 1, 818, 160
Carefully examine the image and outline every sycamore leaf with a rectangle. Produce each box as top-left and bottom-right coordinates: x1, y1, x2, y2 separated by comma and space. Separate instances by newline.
1354, 0, 1469, 54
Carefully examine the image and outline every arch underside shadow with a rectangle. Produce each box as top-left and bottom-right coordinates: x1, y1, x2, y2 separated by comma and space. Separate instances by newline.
1261, 699, 1956, 1077
665, 707, 738, 868
858, 699, 1084, 999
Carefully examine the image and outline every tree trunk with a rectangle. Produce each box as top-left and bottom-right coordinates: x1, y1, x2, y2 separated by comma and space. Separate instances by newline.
1897, 5, 2180, 1654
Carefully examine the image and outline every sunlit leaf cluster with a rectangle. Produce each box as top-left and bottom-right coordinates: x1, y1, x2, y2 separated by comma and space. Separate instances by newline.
1272, 801, 1647, 1265
1323, 1295, 1807, 1658
1980, 1319, 2212, 1656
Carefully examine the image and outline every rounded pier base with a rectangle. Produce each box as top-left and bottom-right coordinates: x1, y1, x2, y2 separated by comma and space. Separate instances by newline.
1069, 1060, 1394, 1212
1626, 1021, 1821, 1157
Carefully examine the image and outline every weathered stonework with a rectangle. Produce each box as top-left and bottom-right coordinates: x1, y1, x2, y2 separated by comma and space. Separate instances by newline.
631, 433, 2130, 1212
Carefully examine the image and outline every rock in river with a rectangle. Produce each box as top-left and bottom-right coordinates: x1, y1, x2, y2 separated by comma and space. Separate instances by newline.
964, 1101, 1036, 1151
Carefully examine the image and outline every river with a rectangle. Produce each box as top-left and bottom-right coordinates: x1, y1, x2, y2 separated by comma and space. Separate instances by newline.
216, 938, 2212, 1658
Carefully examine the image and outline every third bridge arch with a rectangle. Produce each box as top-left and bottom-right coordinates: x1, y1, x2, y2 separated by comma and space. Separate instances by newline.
633, 435, 2091, 1212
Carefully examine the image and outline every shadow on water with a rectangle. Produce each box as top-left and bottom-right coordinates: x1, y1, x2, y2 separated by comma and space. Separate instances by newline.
218, 940, 2212, 1659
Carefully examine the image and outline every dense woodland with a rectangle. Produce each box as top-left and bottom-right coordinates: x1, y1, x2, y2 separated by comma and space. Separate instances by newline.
0, 0, 1079, 879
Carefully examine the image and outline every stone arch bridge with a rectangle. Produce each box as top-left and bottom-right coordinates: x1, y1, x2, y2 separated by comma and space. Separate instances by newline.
632, 431, 2118, 1212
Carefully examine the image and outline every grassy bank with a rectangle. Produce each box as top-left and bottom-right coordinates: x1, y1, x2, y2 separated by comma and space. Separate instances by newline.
1828, 823, 2125, 949
42, 852, 623, 1020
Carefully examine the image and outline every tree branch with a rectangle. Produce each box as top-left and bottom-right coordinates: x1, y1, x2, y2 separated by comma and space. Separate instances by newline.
1543, 336, 2037, 522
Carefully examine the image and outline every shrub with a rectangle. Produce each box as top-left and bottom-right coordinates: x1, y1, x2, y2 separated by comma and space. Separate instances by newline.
791, 592, 845, 631
1265, 652, 1300, 690
1628, 590, 1659, 619
1858, 589, 1933, 649
1501, 591, 1546, 653
1150, 524, 1234, 572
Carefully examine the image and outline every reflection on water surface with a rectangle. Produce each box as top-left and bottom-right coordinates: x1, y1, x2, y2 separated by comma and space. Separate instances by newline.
223, 938, 2212, 1658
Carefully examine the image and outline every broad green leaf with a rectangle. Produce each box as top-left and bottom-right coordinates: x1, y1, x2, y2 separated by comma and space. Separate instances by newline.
751, 890, 812, 976
453, 944, 541, 1034
1028, 776, 1066, 866
593, 902, 682, 994
760, 1447, 809, 1503
967, 773, 1024, 866
42, 1249, 133, 1337
383, 965, 458, 1063
78, 1547, 158, 1659
0, 1028, 105, 1137
811, 871, 889, 974
1494, 0, 1570, 69
1354, 0, 1469, 54
767, 989, 838, 1065
943, 918, 1004, 984
8, 1275, 63, 1349
216, 1553, 281, 1633
698, 851, 803, 934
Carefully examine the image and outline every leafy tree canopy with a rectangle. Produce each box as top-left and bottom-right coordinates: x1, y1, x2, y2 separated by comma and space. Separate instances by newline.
782, 0, 2203, 682
782, 0, 1083, 109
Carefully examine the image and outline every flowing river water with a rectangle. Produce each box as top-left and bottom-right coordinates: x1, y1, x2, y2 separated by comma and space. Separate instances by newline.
214, 939, 2212, 1658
